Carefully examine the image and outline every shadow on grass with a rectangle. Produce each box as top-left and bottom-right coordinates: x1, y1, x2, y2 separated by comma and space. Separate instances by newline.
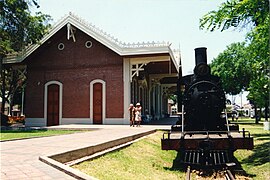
230, 122, 261, 125
241, 136, 270, 166
164, 151, 258, 178
163, 152, 186, 172
252, 133, 270, 141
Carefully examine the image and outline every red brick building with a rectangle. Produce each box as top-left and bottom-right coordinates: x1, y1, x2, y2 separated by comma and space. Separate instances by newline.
4, 13, 180, 126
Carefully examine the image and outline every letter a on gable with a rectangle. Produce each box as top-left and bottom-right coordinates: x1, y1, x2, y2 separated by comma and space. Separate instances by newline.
67, 23, 76, 42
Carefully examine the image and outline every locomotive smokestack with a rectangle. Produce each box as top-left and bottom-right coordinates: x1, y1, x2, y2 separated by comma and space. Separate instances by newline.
195, 47, 207, 65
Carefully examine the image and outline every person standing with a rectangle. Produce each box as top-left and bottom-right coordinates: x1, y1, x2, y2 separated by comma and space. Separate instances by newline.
135, 103, 142, 127
128, 104, 135, 127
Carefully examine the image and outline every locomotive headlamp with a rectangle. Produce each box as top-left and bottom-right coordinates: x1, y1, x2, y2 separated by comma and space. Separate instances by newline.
194, 63, 210, 76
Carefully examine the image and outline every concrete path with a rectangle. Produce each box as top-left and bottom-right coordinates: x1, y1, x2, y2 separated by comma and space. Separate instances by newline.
1, 122, 175, 180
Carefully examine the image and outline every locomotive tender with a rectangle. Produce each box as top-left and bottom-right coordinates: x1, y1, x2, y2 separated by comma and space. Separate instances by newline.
161, 47, 253, 167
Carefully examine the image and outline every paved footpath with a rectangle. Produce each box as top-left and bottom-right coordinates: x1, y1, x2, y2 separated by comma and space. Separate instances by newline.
1, 124, 172, 180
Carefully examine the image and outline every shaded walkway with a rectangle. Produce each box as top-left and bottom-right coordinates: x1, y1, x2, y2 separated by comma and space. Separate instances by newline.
148, 116, 179, 125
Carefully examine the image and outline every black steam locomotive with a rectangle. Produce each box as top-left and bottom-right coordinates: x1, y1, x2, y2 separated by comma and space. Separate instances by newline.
181, 47, 226, 131
161, 48, 253, 167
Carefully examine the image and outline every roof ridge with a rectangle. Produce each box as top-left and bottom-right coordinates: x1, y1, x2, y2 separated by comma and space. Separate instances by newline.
67, 12, 170, 49
3, 12, 180, 67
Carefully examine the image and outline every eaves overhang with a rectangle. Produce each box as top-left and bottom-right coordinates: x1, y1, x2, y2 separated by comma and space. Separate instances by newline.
3, 13, 180, 73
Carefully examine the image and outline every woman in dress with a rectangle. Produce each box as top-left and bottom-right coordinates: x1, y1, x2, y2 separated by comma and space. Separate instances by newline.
135, 103, 142, 127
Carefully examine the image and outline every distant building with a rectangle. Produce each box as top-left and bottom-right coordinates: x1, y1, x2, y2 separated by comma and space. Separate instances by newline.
3, 13, 181, 126
242, 103, 254, 117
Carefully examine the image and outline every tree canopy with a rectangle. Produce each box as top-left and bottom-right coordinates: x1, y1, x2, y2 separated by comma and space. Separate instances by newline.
0, 0, 51, 116
200, 0, 269, 31
0, 0, 51, 58
210, 42, 251, 95
200, 0, 269, 120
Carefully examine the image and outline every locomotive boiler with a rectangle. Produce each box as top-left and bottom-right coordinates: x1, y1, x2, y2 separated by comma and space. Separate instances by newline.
161, 47, 253, 167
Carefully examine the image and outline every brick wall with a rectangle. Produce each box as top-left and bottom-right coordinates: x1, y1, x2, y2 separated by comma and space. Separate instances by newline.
24, 26, 124, 119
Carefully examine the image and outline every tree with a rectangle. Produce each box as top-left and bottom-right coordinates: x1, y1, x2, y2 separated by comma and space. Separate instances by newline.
245, 15, 269, 114
210, 42, 251, 95
0, 0, 51, 118
200, 0, 269, 121
199, 0, 269, 31
0, 0, 51, 56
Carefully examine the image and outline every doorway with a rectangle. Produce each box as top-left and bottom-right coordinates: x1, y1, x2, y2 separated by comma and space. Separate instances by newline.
47, 84, 60, 126
93, 82, 103, 124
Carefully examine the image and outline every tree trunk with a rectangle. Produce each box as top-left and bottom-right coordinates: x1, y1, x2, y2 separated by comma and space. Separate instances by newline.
1, 57, 6, 115
265, 103, 269, 121
255, 104, 259, 124
1, 80, 6, 114
1, 56, 9, 126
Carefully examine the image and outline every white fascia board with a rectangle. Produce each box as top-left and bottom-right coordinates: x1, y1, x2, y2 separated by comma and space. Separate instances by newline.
168, 46, 180, 73
3, 15, 71, 64
3, 14, 178, 67
67, 17, 123, 54
3, 15, 123, 63
121, 45, 169, 54
70, 15, 171, 56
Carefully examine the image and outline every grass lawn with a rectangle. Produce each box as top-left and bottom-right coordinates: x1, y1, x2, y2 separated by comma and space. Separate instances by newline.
0, 129, 84, 141
229, 117, 263, 124
72, 123, 269, 180
234, 123, 270, 179
73, 131, 185, 180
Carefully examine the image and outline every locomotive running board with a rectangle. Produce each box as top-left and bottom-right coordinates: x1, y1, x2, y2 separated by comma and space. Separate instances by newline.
161, 131, 254, 151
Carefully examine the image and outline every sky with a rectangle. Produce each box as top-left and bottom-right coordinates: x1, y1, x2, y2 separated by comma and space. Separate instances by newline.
34, 0, 248, 105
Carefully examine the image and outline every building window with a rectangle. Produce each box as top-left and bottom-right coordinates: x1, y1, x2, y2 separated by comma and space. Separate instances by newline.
58, 43, 65, 50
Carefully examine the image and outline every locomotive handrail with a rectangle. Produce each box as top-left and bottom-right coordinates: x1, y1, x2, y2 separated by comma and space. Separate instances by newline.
241, 128, 251, 138
162, 129, 251, 140
183, 130, 251, 137
224, 108, 231, 136
182, 105, 185, 133
184, 131, 229, 134
183, 131, 230, 139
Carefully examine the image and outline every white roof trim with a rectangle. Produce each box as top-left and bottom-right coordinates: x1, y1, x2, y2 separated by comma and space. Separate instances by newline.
3, 12, 180, 71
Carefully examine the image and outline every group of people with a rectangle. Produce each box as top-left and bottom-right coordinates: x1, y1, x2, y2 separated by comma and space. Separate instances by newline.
128, 103, 142, 127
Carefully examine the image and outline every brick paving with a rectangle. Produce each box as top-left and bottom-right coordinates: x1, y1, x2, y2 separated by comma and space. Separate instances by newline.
1, 122, 174, 180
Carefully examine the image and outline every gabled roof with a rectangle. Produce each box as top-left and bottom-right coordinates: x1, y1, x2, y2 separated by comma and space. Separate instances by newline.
4, 12, 180, 70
